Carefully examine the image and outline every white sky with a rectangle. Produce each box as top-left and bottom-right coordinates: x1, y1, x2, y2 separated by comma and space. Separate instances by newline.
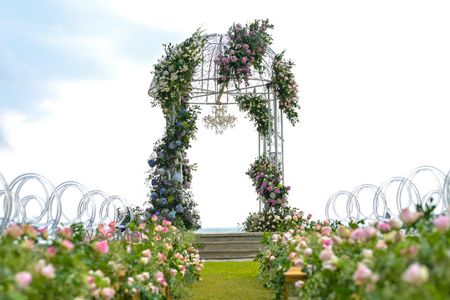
1, 0, 450, 227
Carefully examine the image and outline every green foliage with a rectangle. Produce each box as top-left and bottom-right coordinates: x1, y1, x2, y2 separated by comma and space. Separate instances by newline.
235, 93, 272, 137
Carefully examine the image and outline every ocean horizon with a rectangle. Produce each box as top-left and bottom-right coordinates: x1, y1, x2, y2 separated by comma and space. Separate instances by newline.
196, 227, 241, 233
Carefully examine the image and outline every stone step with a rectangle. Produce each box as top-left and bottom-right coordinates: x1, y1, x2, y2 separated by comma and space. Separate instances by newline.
197, 232, 264, 243
200, 241, 262, 251
196, 232, 265, 260
199, 249, 260, 260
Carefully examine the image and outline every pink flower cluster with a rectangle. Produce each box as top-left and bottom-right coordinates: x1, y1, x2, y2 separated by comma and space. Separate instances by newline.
215, 19, 273, 87
248, 157, 290, 209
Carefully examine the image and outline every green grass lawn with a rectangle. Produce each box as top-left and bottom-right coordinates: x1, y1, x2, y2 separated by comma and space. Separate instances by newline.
184, 261, 273, 300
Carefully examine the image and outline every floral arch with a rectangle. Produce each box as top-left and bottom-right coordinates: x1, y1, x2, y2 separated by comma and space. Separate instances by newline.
146, 20, 300, 230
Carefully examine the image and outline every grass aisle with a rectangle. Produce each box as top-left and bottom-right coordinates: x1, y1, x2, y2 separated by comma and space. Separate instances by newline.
185, 261, 273, 300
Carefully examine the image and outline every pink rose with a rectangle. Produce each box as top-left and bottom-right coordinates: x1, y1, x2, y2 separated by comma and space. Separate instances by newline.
319, 247, 333, 261
94, 240, 109, 254
321, 226, 332, 236
15, 272, 32, 289
162, 220, 172, 226
433, 215, 450, 231
353, 263, 373, 285
242, 56, 248, 64
379, 222, 391, 232
35, 259, 54, 278
350, 228, 365, 241
151, 214, 158, 222
155, 271, 167, 287
47, 246, 57, 257
363, 226, 377, 240
41, 264, 55, 279
5, 224, 24, 239
61, 240, 74, 251
101, 287, 116, 300
402, 263, 429, 285
350, 227, 377, 242
322, 237, 333, 247
142, 249, 152, 258
157, 252, 167, 263
400, 208, 422, 225
288, 252, 297, 260
58, 227, 73, 240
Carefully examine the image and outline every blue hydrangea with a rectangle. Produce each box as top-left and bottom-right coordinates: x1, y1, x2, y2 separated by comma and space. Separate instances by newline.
159, 198, 168, 206
168, 142, 176, 149
175, 140, 182, 146
151, 192, 158, 200
168, 210, 177, 219
175, 204, 184, 213
147, 159, 157, 168
151, 178, 158, 186
176, 121, 183, 127
172, 172, 183, 183
159, 188, 167, 195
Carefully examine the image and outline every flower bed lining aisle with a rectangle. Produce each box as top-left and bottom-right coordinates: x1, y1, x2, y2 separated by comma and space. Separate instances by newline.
256, 207, 450, 300
0, 217, 204, 299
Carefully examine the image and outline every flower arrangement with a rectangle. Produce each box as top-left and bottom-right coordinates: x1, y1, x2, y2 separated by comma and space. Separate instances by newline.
0, 216, 204, 299
247, 156, 290, 210
235, 93, 272, 137
240, 206, 305, 233
270, 51, 300, 126
257, 205, 450, 300
240, 157, 296, 232
147, 30, 206, 230
215, 19, 274, 88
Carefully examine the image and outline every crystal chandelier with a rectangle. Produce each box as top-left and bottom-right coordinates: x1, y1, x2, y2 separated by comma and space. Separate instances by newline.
203, 105, 237, 134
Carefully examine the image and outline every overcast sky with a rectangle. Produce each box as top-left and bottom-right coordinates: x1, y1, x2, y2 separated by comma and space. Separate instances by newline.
1, 0, 449, 228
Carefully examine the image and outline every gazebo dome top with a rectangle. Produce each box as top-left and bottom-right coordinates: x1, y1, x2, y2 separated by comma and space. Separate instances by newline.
149, 33, 277, 106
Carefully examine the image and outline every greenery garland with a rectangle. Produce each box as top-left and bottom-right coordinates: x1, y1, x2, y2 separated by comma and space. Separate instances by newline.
270, 51, 300, 125
235, 93, 272, 137
147, 30, 206, 230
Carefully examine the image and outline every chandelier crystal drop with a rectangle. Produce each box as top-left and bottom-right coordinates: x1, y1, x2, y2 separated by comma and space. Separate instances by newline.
203, 105, 237, 134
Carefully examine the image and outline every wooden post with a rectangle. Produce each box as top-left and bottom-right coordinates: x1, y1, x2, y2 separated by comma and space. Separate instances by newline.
284, 267, 307, 300
165, 285, 171, 300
